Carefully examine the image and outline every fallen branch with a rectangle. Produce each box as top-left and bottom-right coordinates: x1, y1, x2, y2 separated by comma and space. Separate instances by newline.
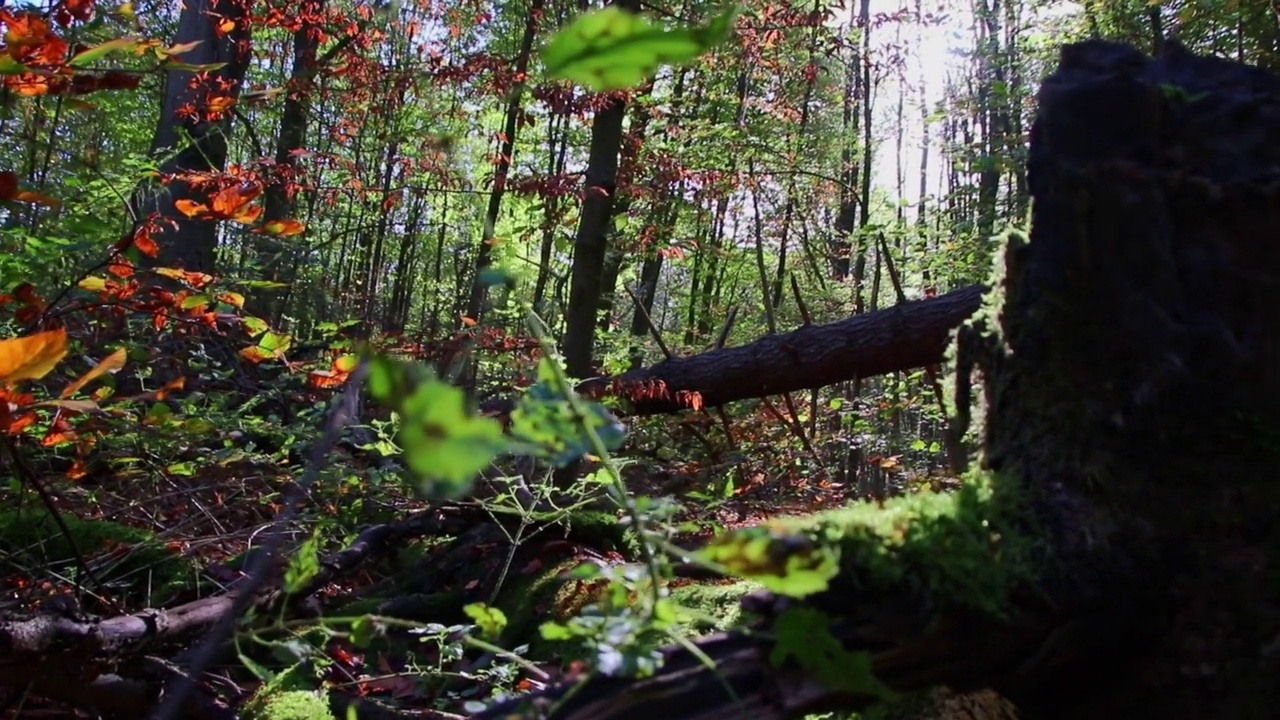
477, 285, 984, 420
590, 285, 984, 414
0, 507, 476, 715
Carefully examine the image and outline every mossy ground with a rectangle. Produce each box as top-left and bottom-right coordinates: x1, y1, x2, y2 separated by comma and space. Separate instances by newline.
242, 663, 335, 720
0, 507, 193, 603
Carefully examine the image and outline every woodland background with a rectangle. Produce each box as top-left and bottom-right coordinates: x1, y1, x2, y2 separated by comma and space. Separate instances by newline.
0, 0, 1277, 718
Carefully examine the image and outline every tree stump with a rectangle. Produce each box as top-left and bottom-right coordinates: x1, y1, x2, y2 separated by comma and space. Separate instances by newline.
974, 38, 1280, 717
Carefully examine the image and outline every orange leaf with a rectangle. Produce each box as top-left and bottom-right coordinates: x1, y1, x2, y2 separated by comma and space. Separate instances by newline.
154, 267, 214, 288
132, 227, 159, 257
207, 95, 236, 114
229, 203, 262, 224
0, 329, 67, 384
307, 370, 347, 388
174, 198, 208, 218
210, 183, 261, 214
61, 347, 125, 398
254, 218, 305, 236
12, 190, 58, 206
239, 345, 272, 363
104, 257, 133, 277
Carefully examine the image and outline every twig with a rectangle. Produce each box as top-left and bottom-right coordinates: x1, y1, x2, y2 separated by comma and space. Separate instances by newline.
714, 306, 738, 350
789, 274, 812, 326
624, 284, 672, 360
779, 392, 823, 470
713, 406, 735, 446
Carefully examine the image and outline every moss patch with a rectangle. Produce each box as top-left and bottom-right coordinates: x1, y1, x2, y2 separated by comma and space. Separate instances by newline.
0, 507, 191, 601
771, 472, 1041, 618
244, 690, 334, 720
242, 663, 334, 720
669, 579, 760, 634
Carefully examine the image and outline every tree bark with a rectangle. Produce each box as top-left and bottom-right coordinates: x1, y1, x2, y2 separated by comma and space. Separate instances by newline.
560, 47, 634, 377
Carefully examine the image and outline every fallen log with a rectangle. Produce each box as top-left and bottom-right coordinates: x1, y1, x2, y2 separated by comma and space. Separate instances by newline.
478, 284, 982, 419
600, 285, 983, 414
479, 39, 1280, 719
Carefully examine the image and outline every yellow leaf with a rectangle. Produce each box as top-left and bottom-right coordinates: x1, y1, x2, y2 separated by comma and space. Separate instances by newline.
61, 347, 126, 398
36, 398, 99, 412
0, 329, 68, 384
78, 276, 107, 291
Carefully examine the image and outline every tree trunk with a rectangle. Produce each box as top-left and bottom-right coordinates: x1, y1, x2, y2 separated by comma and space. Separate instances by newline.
133, 0, 251, 272
249, 0, 324, 321
465, 0, 545, 323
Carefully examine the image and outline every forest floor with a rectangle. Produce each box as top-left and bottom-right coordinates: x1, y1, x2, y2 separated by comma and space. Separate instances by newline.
0, 396, 916, 718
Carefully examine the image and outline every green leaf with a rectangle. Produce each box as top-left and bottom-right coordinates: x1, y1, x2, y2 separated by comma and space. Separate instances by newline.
240, 316, 269, 339
69, 36, 142, 67
368, 356, 506, 498
350, 615, 384, 648
398, 380, 506, 495
160, 61, 229, 72
538, 621, 576, 641
238, 649, 275, 682
258, 330, 292, 353
0, 55, 28, 75
542, 5, 736, 90
695, 526, 840, 597
509, 363, 626, 466
463, 602, 508, 640
477, 267, 517, 290
284, 532, 321, 594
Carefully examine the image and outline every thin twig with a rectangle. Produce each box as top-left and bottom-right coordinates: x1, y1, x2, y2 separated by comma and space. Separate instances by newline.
789, 273, 812, 326
779, 392, 823, 470
624, 284, 672, 360
714, 306, 738, 350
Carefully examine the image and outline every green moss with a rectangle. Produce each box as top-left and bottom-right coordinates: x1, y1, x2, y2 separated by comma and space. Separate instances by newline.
244, 690, 333, 720
775, 472, 1041, 618
0, 508, 190, 599
669, 580, 760, 634
242, 663, 334, 720
555, 509, 637, 555
493, 555, 589, 655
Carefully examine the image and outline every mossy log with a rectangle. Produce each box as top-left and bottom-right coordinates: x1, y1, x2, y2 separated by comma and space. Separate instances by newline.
479, 40, 1280, 720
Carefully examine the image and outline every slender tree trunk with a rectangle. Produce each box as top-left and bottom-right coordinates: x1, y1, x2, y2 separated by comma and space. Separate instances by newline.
852, 0, 874, 311
134, 0, 251, 272
465, 0, 545, 323
250, 0, 324, 321
559, 90, 629, 376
